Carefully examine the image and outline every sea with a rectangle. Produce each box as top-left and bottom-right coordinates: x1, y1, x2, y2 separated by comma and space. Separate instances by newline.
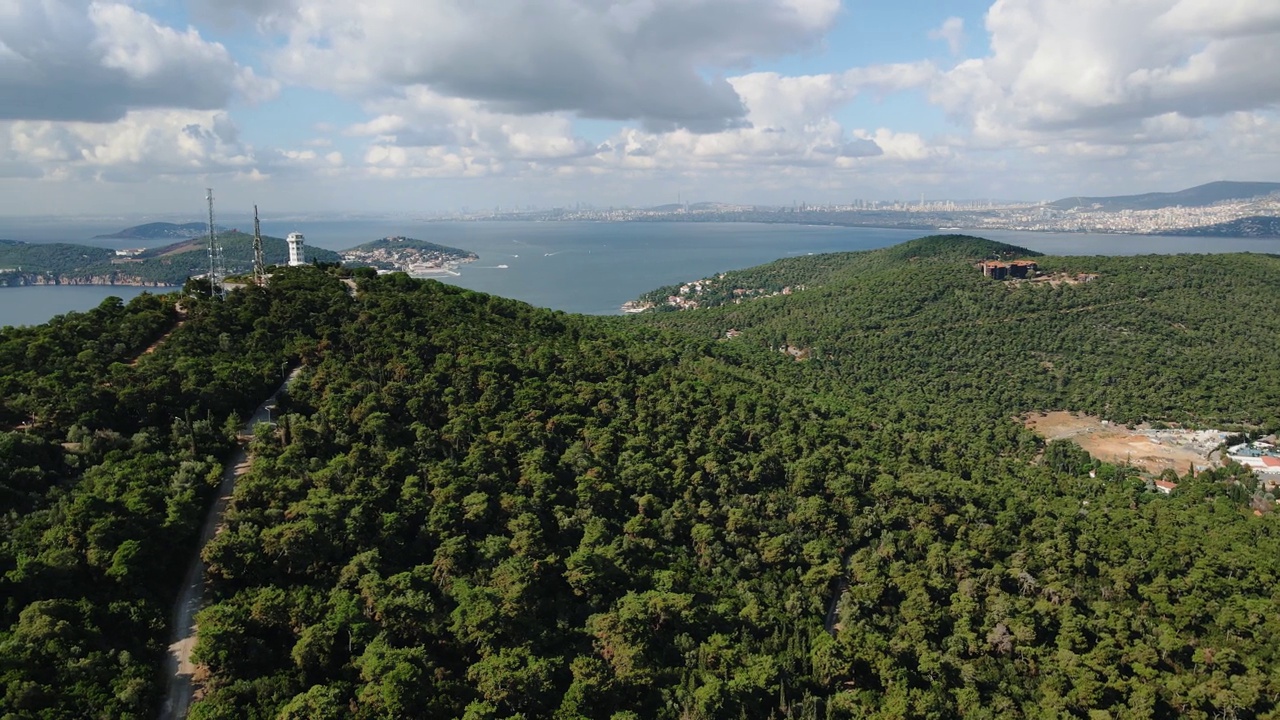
3, 219, 1279, 328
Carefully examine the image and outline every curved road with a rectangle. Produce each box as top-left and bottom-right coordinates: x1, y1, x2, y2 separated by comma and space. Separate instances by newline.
159, 368, 300, 720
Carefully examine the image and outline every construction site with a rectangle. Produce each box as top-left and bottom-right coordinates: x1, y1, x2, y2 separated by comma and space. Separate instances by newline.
1023, 411, 1230, 475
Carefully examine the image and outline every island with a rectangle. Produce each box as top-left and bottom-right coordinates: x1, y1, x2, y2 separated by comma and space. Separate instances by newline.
0, 227, 477, 287
93, 222, 226, 240
339, 235, 478, 276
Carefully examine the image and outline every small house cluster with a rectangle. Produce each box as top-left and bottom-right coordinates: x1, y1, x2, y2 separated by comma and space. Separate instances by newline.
1228, 441, 1280, 487
980, 260, 1039, 280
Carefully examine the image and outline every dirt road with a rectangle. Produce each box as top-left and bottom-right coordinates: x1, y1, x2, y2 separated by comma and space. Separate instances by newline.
158, 367, 300, 720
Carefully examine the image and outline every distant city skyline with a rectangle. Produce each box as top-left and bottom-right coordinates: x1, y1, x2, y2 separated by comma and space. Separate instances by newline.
1, 0, 1278, 216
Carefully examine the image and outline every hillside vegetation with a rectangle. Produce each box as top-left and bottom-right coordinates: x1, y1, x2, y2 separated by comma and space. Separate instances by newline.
640, 236, 1280, 429
0, 273, 353, 717
2, 236, 1280, 719
94, 222, 221, 240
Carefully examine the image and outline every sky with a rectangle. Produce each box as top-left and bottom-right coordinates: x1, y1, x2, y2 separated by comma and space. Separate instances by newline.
0, 0, 1278, 216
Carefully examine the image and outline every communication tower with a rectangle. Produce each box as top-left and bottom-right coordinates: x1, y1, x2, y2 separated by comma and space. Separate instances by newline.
206, 188, 225, 297
252, 205, 266, 286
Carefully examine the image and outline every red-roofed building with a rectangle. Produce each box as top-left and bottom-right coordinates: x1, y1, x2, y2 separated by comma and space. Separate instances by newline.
1154, 480, 1178, 494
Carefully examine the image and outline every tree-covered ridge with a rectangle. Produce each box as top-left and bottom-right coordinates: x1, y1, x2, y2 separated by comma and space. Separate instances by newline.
135, 232, 344, 281
191, 275, 875, 718
343, 235, 478, 257
185, 267, 1280, 719
0, 271, 355, 718
94, 222, 221, 240
0, 241, 116, 275
4, 236, 1280, 719
0, 233, 345, 287
642, 248, 1280, 429
637, 235, 1041, 311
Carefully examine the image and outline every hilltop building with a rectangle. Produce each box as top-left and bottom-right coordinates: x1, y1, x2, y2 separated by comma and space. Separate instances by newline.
286, 232, 306, 267
980, 260, 1039, 280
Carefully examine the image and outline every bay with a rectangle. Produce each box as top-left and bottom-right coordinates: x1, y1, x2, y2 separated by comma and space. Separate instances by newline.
0, 285, 154, 328
2, 220, 1279, 328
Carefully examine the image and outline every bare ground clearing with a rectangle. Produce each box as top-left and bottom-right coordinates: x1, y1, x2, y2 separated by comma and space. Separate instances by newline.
1023, 411, 1225, 475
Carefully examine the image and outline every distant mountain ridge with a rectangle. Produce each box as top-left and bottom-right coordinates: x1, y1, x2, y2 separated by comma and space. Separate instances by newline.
1050, 181, 1280, 212
94, 222, 226, 240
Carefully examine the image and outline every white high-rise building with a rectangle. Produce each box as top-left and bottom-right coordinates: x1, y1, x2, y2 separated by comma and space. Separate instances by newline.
286, 232, 306, 267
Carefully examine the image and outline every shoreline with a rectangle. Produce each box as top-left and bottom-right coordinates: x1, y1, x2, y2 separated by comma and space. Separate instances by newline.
0, 272, 179, 288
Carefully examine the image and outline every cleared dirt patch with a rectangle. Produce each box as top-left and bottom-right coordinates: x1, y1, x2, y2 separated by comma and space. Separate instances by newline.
1024, 411, 1224, 475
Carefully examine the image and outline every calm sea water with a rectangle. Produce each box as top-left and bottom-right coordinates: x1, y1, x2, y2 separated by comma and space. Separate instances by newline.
2, 220, 1279, 328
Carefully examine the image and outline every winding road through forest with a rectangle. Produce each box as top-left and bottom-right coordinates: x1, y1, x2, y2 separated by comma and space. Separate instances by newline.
158, 367, 300, 720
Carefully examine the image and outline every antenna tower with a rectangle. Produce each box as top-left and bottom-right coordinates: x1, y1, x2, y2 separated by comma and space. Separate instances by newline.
205, 188, 226, 297
252, 204, 266, 286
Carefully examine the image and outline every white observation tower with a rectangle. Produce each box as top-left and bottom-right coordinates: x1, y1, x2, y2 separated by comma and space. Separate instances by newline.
286, 232, 306, 267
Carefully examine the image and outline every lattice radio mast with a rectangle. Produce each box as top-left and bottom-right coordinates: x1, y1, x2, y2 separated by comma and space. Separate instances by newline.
206, 188, 225, 297
252, 204, 266, 286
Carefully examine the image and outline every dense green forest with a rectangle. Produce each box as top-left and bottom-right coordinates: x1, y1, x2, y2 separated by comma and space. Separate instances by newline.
0, 241, 117, 277
0, 270, 353, 717
3, 235, 1280, 719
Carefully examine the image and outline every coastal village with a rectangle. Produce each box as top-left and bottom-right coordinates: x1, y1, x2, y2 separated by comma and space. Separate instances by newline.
338, 236, 477, 276
621, 273, 802, 313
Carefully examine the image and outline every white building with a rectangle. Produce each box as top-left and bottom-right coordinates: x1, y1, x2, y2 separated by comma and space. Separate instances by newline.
1227, 443, 1280, 475
286, 232, 306, 267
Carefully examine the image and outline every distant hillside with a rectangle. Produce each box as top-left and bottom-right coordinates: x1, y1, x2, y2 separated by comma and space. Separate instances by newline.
344, 236, 477, 257
137, 231, 342, 281
1049, 181, 1280, 212
0, 241, 115, 275
94, 222, 227, 240
341, 235, 478, 273
0, 233, 341, 287
635, 234, 1039, 310
1157, 215, 1280, 238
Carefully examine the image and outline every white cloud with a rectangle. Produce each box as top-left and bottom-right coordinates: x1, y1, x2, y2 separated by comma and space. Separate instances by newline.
338, 59, 957, 187
236, 0, 841, 132
933, 0, 1280, 144
0, 110, 349, 183
929, 17, 965, 56
0, 0, 276, 122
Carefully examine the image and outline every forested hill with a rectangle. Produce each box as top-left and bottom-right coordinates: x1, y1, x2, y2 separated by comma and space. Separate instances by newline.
94, 222, 223, 240
136, 232, 344, 281
0, 233, 343, 287
3, 238, 1280, 719
637, 235, 1041, 310
343, 235, 478, 257
640, 236, 1280, 429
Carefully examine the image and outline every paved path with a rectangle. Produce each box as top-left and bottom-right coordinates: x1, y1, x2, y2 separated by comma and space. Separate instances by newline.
158, 367, 300, 720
